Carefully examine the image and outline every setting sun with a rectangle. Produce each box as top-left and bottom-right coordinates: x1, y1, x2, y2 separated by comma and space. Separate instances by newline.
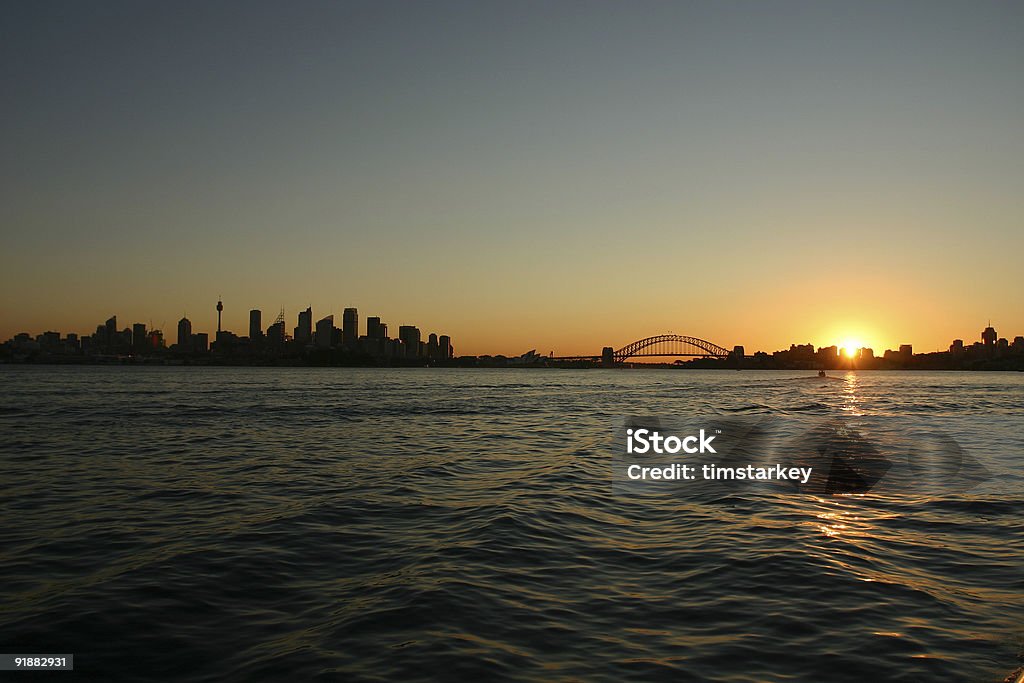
839, 339, 863, 358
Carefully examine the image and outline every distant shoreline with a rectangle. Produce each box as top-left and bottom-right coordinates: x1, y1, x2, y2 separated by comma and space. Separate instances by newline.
2, 358, 1022, 372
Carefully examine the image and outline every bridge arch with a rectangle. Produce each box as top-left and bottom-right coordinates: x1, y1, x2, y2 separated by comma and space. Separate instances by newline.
614, 334, 730, 363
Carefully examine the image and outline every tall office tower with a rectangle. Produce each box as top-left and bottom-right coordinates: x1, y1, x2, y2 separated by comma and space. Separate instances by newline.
132, 323, 147, 351
177, 317, 192, 348
366, 316, 383, 339
295, 307, 313, 344
315, 315, 334, 349
982, 323, 997, 347
427, 333, 439, 358
398, 325, 421, 357
249, 309, 262, 341
105, 316, 118, 342
343, 308, 359, 349
266, 321, 285, 346
216, 299, 223, 333
378, 322, 388, 340
438, 335, 451, 360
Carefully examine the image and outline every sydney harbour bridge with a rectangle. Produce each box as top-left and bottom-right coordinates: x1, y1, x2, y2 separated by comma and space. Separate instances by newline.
552, 334, 744, 365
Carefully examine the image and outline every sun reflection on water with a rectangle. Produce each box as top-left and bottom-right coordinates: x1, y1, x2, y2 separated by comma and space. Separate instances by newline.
840, 371, 864, 416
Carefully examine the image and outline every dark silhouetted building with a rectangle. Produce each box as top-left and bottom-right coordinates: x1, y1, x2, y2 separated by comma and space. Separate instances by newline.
40, 331, 60, 350
316, 315, 334, 349
343, 308, 358, 349
177, 317, 192, 348
214, 330, 237, 352
216, 300, 223, 333
193, 332, 209, 353
817, 345, 838, 364
367, 316, 383, 339
602, 346, 614, 366
132, 323, 147, 351
439, 335, 452, 359
982, 324, 997, 347
249, 309, 262, 341
266, 321, 285, 347
398, 325, 421, 358
295, 307, 312, 344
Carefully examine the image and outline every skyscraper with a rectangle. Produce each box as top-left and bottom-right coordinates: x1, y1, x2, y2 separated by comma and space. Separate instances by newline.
982, 323, 997, 347
315, 315, 334, 349
132, 323, 147, 351
427, 333, 439, 358
438, 335, 452, 359
343, 308, 358, 349
398, 325, 421, 358
295, 307, 312, 344
249, 309, 262, 341
266, 321, 285, 347
177, 317, 192, 348
366, 316, 383, 339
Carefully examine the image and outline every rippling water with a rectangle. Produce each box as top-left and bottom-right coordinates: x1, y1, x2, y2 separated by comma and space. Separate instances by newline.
1, 366, 1022, 682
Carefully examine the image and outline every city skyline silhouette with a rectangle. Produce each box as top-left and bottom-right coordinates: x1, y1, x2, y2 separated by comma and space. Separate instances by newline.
4, 298, 1021, 371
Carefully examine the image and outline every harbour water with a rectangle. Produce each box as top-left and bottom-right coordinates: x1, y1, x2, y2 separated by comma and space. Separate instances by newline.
0, 366, 1021, 681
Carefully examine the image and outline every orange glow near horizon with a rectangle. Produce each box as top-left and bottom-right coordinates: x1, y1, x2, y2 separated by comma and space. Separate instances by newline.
839, 339, 864, 358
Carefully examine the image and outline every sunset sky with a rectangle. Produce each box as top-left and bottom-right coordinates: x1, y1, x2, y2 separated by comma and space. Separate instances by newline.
2, 1, 1022, 356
